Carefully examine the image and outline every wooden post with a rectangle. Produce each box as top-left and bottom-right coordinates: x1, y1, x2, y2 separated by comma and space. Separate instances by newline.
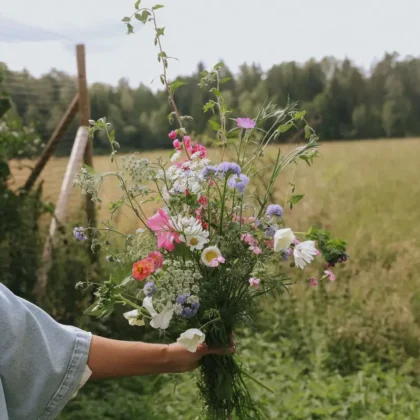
23, 94, 79, 191
76, 44, 96, 230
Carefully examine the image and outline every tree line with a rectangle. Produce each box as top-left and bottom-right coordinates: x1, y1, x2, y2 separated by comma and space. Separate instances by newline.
1, 52, 419, 154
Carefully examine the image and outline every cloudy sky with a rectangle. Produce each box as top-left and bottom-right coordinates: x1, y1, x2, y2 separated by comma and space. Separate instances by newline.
1, 0, 419, 89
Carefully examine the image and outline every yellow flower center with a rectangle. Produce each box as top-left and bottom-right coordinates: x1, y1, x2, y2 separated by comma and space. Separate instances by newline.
190, 237, 199, 246
205, 250, 218, 262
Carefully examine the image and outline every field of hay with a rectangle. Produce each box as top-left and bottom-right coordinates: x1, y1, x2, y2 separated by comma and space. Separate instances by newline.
12, 138, 420, 418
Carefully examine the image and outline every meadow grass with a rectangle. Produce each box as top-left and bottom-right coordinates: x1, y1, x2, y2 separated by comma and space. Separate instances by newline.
12, 138, 420, 418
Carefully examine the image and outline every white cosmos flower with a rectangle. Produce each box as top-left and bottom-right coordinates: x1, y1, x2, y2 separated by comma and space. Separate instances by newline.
177, 328, 206, 352
273, 228, 295, 252
123, 309, 145, 327
142, 296, 174, 330
201, 246, 224, 267
293, 240, 318, 269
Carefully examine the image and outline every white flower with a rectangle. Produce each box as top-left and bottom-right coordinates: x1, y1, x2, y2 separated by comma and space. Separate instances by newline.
123, 309, 145, 327
170, 150, 182, 162
273, 228, 295, 252
185, 234, 208, 250
177, 328, 206, 353
178, 218, 209, 250
201, 246, 224, 267
142, 296, 174, 330
293, 240, 318, 269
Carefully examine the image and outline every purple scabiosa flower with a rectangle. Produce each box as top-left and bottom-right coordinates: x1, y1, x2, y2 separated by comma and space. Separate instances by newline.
266, 204, 284, 218
176, 294, 190, 305
228, 174, 249, 194
200, 165, 218, 179
73, 227, 87, 241
236, 118, 256, 129
143, 281, 157, 297
181, 302, 200, 319
217, 162, 242, 176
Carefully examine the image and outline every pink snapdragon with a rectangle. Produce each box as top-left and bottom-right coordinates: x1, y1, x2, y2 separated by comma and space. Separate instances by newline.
168, 130, 177, 140
250, 246, 262, 255
147, 209, 180, 251
241, 233, 258, 247
173, 139, 182, 150
184, 136, 192, 151
324, 269, 336, 282
191, 142, 207, 158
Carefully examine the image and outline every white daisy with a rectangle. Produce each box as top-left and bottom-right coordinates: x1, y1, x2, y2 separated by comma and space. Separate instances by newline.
201, 246, 224, 267
293, 241, 318, 269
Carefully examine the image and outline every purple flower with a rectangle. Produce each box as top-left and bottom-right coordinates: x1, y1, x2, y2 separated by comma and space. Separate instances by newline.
217, 162, 242, 176
200, 165, 218, 179
176, 294, 189, 305
73, 227, 87, 241
265, 224, 278, 238
144, 281, 157, 297
236, 118, 256, 129
266, 204, 284, 218
181, 302, 200, 319
281, 248, 291, 261
228, 174, 249, 194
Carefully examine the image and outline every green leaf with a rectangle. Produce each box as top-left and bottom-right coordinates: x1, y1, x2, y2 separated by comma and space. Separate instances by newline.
84, 302, 103, 317
289, 181, 296, 193
293, 110, 307, 120
210, 88, 222, 97
153, 4, 164, 10
220, 76, 232, 84
169, 79, 188, 94
160, 75, 165, 85
203, 101, 216, 112
135, 10, 150, 23
213, 62, 224, 70
288, 194, 304, 209
121, 16, 131, 22
134, 0, 141, 9
155, 27, 165, 37
304, 124, 311, 139
277, 122, 293, 133
83, 164, 96, 174
126, 23, 134, 34
208, 119, 221, 131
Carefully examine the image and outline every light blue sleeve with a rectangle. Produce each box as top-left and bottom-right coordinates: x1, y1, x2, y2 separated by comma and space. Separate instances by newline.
0, 283, 92, 420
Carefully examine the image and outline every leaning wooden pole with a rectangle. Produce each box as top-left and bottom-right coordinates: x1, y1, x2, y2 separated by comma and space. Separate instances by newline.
76, 44, 96, 231
23, 93, 79, 191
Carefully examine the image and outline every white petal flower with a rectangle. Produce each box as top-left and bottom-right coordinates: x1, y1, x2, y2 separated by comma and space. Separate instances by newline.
142, 297, 174, 330
201, 246, 222, 267
177, 328, 206, 353
273, 228, 295, 252
123, 309, 145, 327
293, 240, 318, 269
185, 234, 208, 250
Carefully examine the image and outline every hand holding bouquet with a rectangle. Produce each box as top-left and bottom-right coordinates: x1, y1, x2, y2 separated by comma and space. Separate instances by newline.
74, 3, 348, 418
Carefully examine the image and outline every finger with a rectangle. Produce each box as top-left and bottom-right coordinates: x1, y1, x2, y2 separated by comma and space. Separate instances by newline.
206, 345, 235, 356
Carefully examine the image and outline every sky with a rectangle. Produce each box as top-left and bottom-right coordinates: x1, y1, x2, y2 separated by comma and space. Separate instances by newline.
1, 0, 420, 90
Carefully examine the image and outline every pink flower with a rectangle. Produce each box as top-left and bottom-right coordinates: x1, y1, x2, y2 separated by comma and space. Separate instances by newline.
148, 251, 164, 269
132, 258, 156, 281
173, 139, 182, 150
310, 278, 318, 287
236, 118, 256, 129
184, 136, 192, 151
315, 249, 321, 256
241, 233, 257, 246
210, 256, 225, 267
293, 237, 301, 245
191, 142, 207, 158
198, 196, 208, 208
233, 214, 246, 224
248, 217, 256, 223
250, 246, 262, 255
264, 239, 274, 248
249, 277, 261, 289
147, 209, 180, 251
324, 269, 336, 282
168, 130, 177, 140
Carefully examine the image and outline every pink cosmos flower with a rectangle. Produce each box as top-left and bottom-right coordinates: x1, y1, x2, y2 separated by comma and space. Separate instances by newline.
168, 130, 177, 140
249, 277, 261, 289
147, 209, 180, 251
147, 251, 164, 269
236, 118, 256, 129
250, 246, 262, 255
310, 278, 318, 287
173, 139, 182, 150
324, 269, 336, 282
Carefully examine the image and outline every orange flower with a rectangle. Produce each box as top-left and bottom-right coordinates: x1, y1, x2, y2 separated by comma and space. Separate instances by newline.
132, 258, 155, 281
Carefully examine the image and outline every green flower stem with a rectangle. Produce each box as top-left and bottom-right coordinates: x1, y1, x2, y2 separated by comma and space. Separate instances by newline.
199, 316, 222, 331
219, 177, 229, 235
118, 295, 151, 319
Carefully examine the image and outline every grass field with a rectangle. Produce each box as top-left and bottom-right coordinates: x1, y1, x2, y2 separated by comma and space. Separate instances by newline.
12, 138, 420, 418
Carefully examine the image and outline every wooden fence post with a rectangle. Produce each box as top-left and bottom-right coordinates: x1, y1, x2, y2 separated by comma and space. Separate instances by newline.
76, 44, 96, 230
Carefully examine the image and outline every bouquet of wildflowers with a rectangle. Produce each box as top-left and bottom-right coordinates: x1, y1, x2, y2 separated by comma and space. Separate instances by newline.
74, 3, 348, 418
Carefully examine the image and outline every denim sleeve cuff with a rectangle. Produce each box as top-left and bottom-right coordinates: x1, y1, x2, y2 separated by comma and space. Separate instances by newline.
38, 330, 92, 420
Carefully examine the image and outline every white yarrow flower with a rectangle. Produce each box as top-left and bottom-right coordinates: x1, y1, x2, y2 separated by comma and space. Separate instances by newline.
177, 328, 206, 353
123, 309, 145, 327
142, 297, 174, 330
273, 228, 295, 252
293, 240, 318, 269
